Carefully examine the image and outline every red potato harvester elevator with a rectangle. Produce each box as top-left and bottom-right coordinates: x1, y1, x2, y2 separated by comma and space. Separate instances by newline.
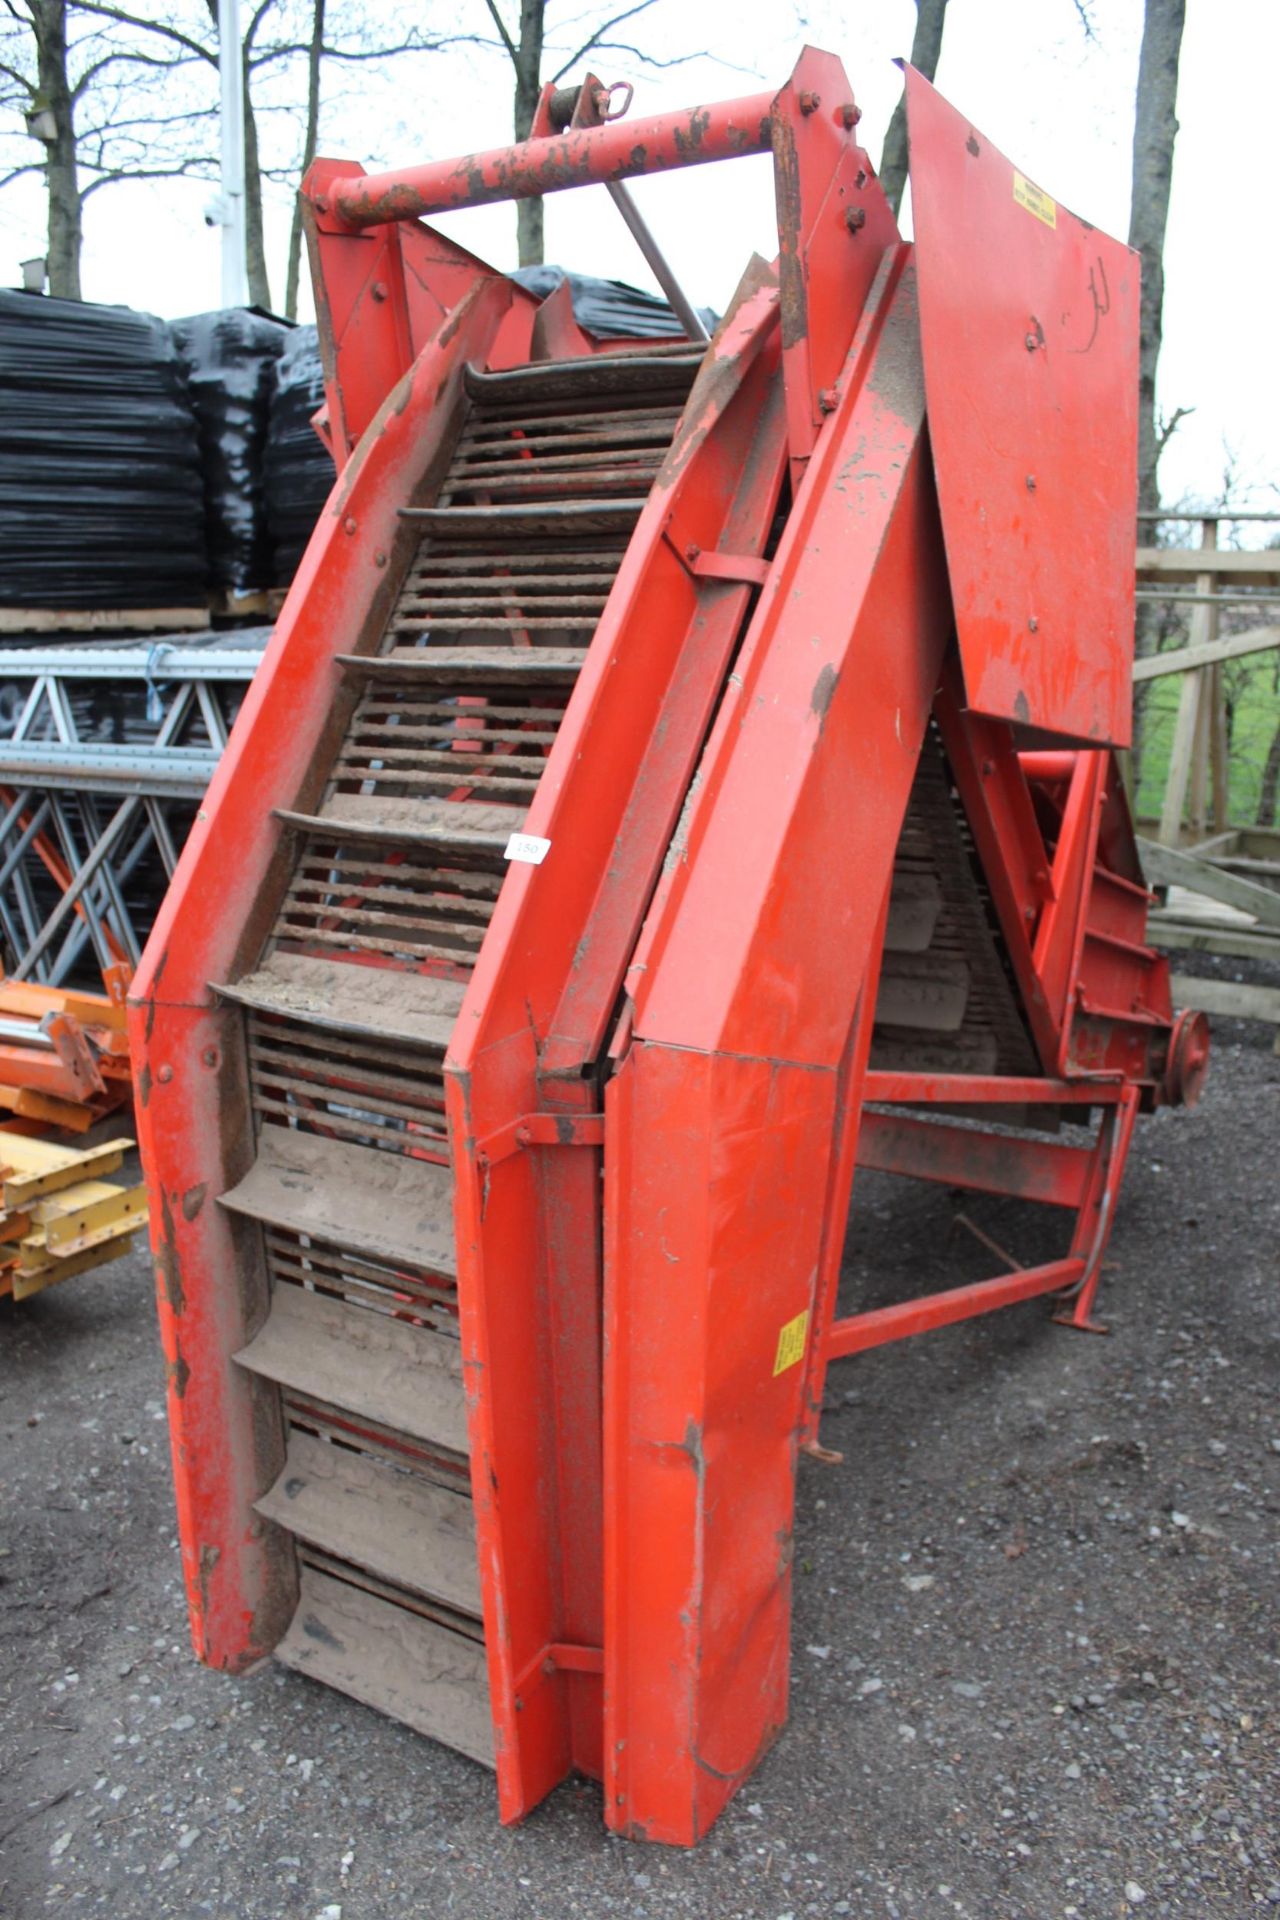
129, 49, 1208, 1845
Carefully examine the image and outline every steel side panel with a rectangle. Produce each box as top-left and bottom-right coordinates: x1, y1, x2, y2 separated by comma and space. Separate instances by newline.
130, 999, 296, 1670
443, 289, 790, 1816
906, 68, 1137, 745
606, 265, 956, 1844
604, 1044, 837, 1843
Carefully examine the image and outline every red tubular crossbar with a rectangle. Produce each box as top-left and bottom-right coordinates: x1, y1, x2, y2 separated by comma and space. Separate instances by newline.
324, 92, 778, 228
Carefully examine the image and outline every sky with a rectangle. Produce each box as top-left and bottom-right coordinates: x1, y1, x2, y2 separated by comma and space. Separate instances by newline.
0, 0, 1275, 516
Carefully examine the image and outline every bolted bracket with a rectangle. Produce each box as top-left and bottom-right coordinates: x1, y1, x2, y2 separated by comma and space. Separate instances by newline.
476, 1111, 605, 1169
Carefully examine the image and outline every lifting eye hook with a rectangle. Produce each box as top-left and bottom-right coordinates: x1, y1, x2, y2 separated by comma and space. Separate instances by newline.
592, 79, 634, 122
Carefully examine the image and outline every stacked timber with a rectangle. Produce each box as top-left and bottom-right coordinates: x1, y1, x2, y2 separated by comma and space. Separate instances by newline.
0, 1130, 146, 1302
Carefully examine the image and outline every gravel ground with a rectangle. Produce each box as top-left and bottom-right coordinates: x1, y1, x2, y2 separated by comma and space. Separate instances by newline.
1, 1020, 1276, 1920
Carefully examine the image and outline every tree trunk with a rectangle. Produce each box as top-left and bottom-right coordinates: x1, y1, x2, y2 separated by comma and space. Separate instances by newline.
284, 0, 325, 320
878, 0, 948, 220
1128, 0, 1186, 780
1129, 0, 1186, 540
513, 0, 545, 266
242, 57, 271, 308
32, 0, 82, 298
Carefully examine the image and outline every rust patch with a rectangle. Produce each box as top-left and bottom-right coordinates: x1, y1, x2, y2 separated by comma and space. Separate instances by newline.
144, 946, 168, 1043
136, 1062, 152, 1110
181, 1181, 208, 1223
810, 662, 840, 729
966, 132, 980, 157
771, 118, 807, 352
196, 1542, 221, 1626
168, 1342, 191, 1400
672, 108, 712, 161
156, 1186, 185, 1316
681, 1418, 707, 1495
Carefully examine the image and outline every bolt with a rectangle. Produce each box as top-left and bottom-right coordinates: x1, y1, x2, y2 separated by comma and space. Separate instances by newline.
818, 387, 839, 414
845, 206, 867, 233
981, 758, 995, 777
1026, 474, 1037, 491
371, 280, 388, 303
343, 515, 357, 535
839, 102, 861, 129
684, 543, 701, 564
157, 1065, 173, 1085
799, 89, 821, 116
1025, 332, 1039, 352
1028, 616, 1039, 632
516, 1125, 533, 1147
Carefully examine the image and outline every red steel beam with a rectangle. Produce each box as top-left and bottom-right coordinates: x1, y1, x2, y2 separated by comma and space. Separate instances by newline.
324, 93, 777, 228
826, 1257, 1086, 1359
863, 1070, 1121, 1105
857, 1109, 1093, 1209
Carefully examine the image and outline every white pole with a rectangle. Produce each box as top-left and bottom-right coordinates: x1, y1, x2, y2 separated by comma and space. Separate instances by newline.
218, 0, 248, 305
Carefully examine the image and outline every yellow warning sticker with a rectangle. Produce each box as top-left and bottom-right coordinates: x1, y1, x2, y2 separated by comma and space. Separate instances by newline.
773, 1309, 810, 1377
1013, 171, 1057, 228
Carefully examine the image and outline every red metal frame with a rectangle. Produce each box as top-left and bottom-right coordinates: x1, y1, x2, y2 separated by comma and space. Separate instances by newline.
128, 48, 1205, 1853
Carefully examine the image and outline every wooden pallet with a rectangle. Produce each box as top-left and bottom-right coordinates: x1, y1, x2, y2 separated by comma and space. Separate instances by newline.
0, 1131, 145, 1302
0, 606, 209, 636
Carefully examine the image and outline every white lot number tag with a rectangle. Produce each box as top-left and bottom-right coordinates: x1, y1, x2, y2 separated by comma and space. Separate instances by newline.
504, 832, 552, 866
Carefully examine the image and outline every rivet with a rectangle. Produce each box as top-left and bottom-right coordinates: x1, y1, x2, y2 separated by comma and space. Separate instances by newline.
1025, 333, 1039, 351
314, 194, 329, 215
1026, 474, 1037, 491
818, 387, 839, 414
371, 280, 388, 303
516, 1125, 533, 1147
201, 1047, 219, 1069
374, 550, 388, 568
1028, 616, 1039, 632
344, 516, 357, 535
157, 1064, 173, 1084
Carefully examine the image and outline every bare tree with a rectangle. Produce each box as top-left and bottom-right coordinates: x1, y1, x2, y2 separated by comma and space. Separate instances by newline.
2, 0, 455, 308
1129, 0, 1187, 543
480, 0, 702, 267
282, 0, 322, 318
877, 0, 947, 220
0, 0, 213, 297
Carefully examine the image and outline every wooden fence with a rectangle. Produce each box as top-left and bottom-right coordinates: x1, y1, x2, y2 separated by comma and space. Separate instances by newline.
1134, 511, 1280, 1047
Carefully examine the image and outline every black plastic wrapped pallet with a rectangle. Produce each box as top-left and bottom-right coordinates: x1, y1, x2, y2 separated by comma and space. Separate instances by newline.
0, 291, 208, 611
510, 266, 715, 339
264, 324, 334, 586
172, 308, 288, 595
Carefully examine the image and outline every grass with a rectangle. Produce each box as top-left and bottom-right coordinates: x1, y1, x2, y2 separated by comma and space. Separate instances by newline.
1134, 646, 1280, 830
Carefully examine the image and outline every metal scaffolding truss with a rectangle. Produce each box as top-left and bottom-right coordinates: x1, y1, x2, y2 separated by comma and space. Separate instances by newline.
0, 631, 268, 985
